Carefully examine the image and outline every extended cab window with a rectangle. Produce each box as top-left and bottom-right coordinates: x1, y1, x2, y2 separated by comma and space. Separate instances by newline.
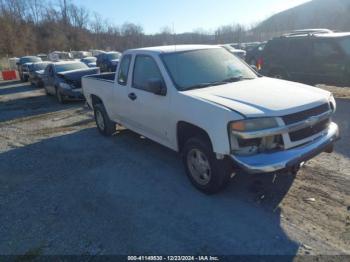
118, 55, 131, 85
132, 55, 163, 91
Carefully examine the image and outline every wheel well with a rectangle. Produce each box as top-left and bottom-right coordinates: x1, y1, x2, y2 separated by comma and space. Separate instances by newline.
91, 94, 103, 108
177, 121, 213, 152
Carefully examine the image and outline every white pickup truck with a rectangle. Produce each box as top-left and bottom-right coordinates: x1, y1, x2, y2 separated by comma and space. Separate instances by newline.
82, 45, 339, 194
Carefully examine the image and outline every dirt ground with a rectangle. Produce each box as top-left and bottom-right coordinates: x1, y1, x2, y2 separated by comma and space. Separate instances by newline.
0, 80, 349, 257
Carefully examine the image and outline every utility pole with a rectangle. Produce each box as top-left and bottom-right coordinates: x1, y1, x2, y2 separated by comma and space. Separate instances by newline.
63, 0, 67, 26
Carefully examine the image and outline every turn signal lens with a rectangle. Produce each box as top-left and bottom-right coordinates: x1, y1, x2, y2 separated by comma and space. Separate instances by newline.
231, 118, 278, 132
231, 121, 246, 131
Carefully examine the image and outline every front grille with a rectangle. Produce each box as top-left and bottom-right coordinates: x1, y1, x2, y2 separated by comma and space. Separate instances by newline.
282, 103, 330, 125
289, 118, 330, 142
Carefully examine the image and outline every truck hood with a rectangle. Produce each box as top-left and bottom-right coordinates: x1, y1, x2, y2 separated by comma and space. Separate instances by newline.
184, 77, 331, 117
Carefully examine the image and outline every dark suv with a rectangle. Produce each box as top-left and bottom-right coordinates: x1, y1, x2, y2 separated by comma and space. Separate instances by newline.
96, 52, 121, 72
17, 56, 42, 82
260, 32, 350, 86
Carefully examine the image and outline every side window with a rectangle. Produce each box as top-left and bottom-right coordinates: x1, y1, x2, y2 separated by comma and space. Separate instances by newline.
265, 39, 287, 56
313, 41, 341, 58
287, 39, 310, 58
132, 55, 164, 91
118, 55, 131, 85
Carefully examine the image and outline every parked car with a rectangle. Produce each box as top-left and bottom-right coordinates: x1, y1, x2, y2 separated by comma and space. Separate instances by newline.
220, 45, 246, 60
245, 42, 266, 70
82, 45, 339, 194
240, 42, 261, 52
37, 53, 48, 61
260, 31, 350, 86
48, 51, 73, 62
91, 50, 106, 57
96, 51, 121, 72
42, 61, 99, 103
28, 62, 50, 87
71, 51, 92, 60
81, 57, 97, 68
9, 57, 19, 70
17, 56, 42, 82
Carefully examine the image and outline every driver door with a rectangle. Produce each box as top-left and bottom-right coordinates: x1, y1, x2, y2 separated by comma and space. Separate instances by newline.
125, 54, 171, 145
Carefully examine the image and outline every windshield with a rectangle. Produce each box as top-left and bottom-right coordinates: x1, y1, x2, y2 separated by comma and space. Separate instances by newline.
107, 53, 121, 60
55, 62, 88, 73
20, 57, 42, 64
338, 37, 350, 56
162, 48, 257, 91
33, 62, 49, 70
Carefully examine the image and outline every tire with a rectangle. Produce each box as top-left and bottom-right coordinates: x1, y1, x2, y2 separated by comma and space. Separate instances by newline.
56, 88, 65, 104
182, 137, 232, 194
94, 103, 116, 136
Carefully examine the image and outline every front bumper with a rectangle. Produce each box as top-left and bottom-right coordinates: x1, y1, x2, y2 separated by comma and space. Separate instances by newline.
59, 87, 84, 100
231, 122, 339, 174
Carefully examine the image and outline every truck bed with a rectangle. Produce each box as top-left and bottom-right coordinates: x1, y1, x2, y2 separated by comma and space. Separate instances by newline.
84, 72, 115, 82
82, 73, 116, 108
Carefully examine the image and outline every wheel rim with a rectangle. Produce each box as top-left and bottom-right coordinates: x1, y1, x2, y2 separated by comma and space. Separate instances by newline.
187, 148, 211, 186
96, 110, 105, 131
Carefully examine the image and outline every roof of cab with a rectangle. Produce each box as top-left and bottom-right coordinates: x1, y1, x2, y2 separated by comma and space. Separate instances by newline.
127, 45, 220, 54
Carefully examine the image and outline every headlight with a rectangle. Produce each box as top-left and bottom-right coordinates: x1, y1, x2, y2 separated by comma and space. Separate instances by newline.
230, 118, 278, 132
229, 118, 283, 156
329, 94, 336, 112
60, 82, 72, 89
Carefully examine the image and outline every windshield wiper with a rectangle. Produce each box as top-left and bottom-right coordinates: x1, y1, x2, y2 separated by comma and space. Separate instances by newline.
183, 82, 220, 91
182, 76, 255, 91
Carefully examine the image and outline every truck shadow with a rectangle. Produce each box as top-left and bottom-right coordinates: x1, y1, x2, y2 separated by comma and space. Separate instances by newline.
0, 127, 299, 257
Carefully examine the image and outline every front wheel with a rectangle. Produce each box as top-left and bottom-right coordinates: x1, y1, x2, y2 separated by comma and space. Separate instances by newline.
182, 137, 232, 194
56, 88, 65, 104
94, 104, 116, 136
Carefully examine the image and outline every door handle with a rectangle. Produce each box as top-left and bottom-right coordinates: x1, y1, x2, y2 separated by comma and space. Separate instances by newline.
128, 92, 137, 101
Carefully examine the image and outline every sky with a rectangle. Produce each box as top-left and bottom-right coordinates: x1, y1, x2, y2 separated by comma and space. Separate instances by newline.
73, 0, 311, 34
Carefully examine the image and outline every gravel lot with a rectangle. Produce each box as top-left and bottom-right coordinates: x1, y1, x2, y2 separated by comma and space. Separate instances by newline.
0, 80, 349, 257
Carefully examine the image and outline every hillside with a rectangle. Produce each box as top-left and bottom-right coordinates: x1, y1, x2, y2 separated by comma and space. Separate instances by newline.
254, 0, 350, 34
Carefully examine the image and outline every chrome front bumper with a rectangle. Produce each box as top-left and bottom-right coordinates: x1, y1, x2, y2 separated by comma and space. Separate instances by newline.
231, 122, 339, 174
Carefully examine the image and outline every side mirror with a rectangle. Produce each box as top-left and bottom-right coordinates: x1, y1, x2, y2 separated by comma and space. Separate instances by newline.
147, 79, 167, 96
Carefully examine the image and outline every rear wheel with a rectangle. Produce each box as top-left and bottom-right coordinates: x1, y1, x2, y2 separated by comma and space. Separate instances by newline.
182, 137, 232, 194
94, 103, 116, 136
